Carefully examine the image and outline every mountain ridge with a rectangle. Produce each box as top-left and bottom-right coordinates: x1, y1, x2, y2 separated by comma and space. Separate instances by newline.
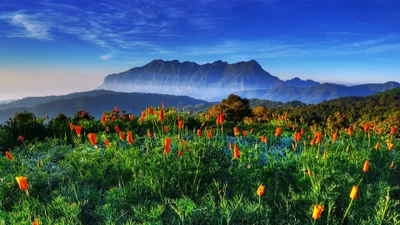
98, 59, 399, 103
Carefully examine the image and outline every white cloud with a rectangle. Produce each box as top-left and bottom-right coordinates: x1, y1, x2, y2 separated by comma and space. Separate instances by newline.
0, 12, 52, 40
100, 54, 113, 60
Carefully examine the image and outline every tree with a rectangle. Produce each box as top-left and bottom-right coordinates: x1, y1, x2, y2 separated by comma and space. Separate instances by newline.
207, 94, 252, 122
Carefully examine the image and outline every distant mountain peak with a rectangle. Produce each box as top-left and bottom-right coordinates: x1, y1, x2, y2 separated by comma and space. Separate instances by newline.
285, 77, 320, 87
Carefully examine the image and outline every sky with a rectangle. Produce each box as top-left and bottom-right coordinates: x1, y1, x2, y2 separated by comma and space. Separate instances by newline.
0, 0, 400, 101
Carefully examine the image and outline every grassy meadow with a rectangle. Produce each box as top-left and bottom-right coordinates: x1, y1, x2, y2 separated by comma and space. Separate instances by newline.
0, 104, 399, 225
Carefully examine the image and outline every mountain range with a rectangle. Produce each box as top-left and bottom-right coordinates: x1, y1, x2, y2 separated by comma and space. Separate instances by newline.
98, 59, 400, 103
0, 90, 209, 124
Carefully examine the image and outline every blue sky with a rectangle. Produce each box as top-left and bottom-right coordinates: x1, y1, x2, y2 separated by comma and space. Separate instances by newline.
0, 0, 400, 101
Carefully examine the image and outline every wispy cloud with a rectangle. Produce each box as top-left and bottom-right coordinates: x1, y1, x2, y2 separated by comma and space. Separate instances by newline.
100, 54, 113, 60
0, 12, 52, 40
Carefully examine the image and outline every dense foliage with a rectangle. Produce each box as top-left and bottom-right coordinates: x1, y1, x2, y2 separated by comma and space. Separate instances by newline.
0, 97, 399, 224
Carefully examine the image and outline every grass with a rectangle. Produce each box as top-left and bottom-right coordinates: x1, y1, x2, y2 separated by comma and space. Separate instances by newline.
0, 108, 399, 224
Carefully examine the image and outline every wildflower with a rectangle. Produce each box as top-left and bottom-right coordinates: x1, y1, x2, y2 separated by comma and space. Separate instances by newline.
242, 130, 248, 137
106, 126, 110, 132
32, 218, 39, 225
315, 131, 322, 143
207, 129, 213, 139
121, 114, 126, 120
129, 114, 134, 121
388, 142, 394, 150
390, 161, 395, 169
229, 142, 232, 150
104, 138, 110, 147
159, 108, 164, 122
4, 150, 13, 161
147, 129, 152, 138
87, 133, 97, 145
75, 126, 82, 137
18, 135, 24, 142
312, 204, 324, 220
69, 123, 74, 131
310, 136, 317, 146
294, 132, 301, 142
260, 135, 267, 143
332, 132, 338, 142
219, 113, 225, 124
375, 141, 380, 151
233, 127, 240, 136
112, 116, 117, 121
178, 120, 184, 129
115, 126, 122, 134
348, 126, 353, 135
364, 123, 370, 132
378, 128, 383, 135
307, 167, 313, 177
178, 150, 183, 157
197, 129, 201, 138
362, 160, 369, 173
161, 102, 164, 108
163, 125, 169, 132
164, 138, 171, 154
101, 115, 107, 125
114, 106, 119, 113
15, 176, 29, 191
127, 132, 134, 144
275, 127, 282, 137
81, 111, 85, 118
233, 144, 240, 159
119, 132, 125, 141
390, 126, 397, 135
300, 127, 305, 135
256, 184, 265, 197
350, 185, 358, 200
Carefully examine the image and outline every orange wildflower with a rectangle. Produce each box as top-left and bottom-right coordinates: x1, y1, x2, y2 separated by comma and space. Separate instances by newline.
75, 126, 82, 137
87, 133, 97, 145
104, 138, 110, 147
147, 129, 152, 138
364, 123, 370, 133
315, 131, 322, 143
256, 184, 265, 197
101, 114, 107, 125
310, 136, 317, 146
332, 132, 338, 142
362, 160, 369, 173
375, 142, 380, 151
207, 129, 213, 139
388, 142, 394, 150
115, 126, 122, 134
164, 138, 171, 154
178, 150, 183, 157
390, 161, 395, 169
378, 128, 383, 135
307, 167, 313, 177
163, 125, 169, 132
69, 122, 74, 131
127, 132, 134, 144
219, 113, 225, 124
233, 127, 239, 136
32, 218, 39, 225
159, 108, 164, 122
114, 106, 119, 114
242, 130, 248, 137
178, 120, 184, 129
390, 126, 397, 135
233, 144, 240, 159
197, 129, 201, 138
275, 127, 282, 137
5, 151, 13, 160
300, 127, 305, 135
15, 176, 29, 191
312, 204, 324, 220
18, 135, 24, 142
129, 114, 134, 121
348, 126, 353, 135
112, 116, 117, 122
350, 185, 358, 200
119, 132, 124, 141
